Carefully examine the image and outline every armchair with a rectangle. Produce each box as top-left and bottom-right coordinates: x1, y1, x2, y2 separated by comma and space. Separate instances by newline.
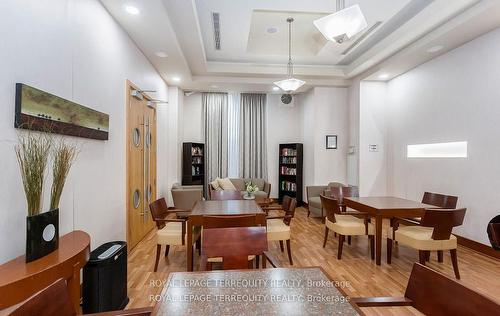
306, 182, 345, 218
171, 183, 203, 214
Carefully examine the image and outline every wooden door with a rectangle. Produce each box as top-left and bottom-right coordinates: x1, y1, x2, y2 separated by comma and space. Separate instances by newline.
126, 81, 156, 249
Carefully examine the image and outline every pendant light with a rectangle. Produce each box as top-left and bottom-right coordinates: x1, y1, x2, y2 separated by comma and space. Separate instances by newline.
313, 1, 367, 44
273, 18, 305, 92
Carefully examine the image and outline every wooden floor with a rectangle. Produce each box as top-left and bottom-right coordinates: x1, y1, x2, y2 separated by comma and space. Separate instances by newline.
127, 207, 500, 315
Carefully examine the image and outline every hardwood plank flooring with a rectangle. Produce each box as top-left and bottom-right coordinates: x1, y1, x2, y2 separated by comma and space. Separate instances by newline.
127, 207, 500, 315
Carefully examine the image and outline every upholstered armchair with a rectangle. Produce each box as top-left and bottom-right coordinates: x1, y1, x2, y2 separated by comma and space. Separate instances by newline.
306, 182, 346, 218
171, 183, 204, 213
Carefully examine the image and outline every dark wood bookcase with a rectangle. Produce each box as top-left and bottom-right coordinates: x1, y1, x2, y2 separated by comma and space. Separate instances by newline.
182, 142, 205, 189
278, 143, 303, 205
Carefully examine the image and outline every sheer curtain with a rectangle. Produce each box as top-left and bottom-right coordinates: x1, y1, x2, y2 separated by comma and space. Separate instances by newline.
227, 92, 240, 177
202, 92, 228, 186
239, 93, 268, 179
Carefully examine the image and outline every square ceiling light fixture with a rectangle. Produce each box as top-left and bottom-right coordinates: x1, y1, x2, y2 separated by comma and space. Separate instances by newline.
313, 4, 367, 44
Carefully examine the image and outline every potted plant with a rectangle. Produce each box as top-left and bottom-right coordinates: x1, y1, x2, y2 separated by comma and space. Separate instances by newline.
15, 130, 53, 262
16, 131, 78, 263
244, 181, 259, 200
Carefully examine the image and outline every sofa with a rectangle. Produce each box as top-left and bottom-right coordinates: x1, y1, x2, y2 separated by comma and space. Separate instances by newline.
208, 178, 271, 199
306, 182, 346, 218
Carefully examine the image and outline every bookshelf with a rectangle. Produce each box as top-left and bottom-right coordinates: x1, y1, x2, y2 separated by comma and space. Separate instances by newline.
182, 142, 205, 191
278, 143, 303, 205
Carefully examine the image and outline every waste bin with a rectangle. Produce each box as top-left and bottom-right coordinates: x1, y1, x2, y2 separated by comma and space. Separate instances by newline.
82, 241, 128, 313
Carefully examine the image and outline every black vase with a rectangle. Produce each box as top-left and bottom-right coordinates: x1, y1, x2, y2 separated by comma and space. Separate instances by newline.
26, 208, 59, 263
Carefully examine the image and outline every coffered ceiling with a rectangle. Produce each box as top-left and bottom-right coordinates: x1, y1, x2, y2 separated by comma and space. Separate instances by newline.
100, 0, 500, 93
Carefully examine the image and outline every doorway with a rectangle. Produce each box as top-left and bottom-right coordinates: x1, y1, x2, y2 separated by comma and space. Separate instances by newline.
126, 80, 157, 249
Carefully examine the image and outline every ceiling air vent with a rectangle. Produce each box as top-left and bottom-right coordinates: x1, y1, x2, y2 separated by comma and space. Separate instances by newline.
212, 12, 221, 50
341, 21, 382, 55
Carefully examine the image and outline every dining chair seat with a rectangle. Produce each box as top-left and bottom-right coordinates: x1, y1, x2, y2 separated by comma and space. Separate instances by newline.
388, 226, 457, 251
157, 222, 184, 245
207, 255, 255, 263
326, 215, 375, 236
266, 219, 291, 241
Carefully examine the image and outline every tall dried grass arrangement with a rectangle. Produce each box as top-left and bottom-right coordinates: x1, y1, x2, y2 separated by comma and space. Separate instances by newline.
50, 140, 78, 210
15, 131, 52, 216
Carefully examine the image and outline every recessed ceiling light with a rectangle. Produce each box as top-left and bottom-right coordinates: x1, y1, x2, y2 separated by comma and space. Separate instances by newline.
378, 73, 389, 80
272, 87, 280, 91
155, 51, 168, 58
427, 45, 444, 53
267, 27, 278, 34
172, 76, 181, 82
124, 5, 140, 15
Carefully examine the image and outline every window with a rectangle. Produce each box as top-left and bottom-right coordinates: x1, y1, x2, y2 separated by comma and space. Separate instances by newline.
407, 141, 467, 158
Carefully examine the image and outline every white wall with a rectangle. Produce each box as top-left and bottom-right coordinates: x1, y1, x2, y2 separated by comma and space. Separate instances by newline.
0, 0, 170, 263
266, 94, 302, 197
300, 87, 349, 200
386, 27, 500, 244
359, 82, 388, 196
182, 93, 203, 142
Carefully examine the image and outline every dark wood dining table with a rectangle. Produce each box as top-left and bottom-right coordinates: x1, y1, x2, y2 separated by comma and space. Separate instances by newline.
152, 267, 363, 315
200, 226, 268, 270
187, 200, 266, 271
343, 197, 435, 265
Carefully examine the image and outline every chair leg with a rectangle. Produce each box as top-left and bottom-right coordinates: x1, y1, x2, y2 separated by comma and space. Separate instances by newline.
154, 245, 161, 272
165, 245, 170, 257
369, 236, 374, 260
338, 235, 345, 260
256, 255, 260, 269
279, 240, 284, 252
307, 209, 310, 217
418, 250, 427, 265
347, 236, 352, 245
196, 238, 201, 256
323, 227, 329, 248
425, 251, 430, 262
334, 232, 337, 238
450, 249, 460, 279
286, 239, 293, 265
437, 250, 443, 263
386, 238, 392, 264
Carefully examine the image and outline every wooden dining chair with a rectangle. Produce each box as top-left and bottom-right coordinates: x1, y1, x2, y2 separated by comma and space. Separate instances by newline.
393, 191, 459, 261
149, 198, 200, 272
326, 186, 360, 243
202, 215, 260, 269
353, 263, 500, 315
266, 196, 297, 265
209, 190, 243, 200
7, 278, 152, 316
388, 208, 466, 279
320, 195, 374, 260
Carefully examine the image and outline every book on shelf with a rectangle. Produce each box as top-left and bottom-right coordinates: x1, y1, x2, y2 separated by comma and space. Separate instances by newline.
280, 166, 297, 175
280, 181, 297, 192
191, 146, 203, 156
281, 148, 297, 156
281, 156, 297, 164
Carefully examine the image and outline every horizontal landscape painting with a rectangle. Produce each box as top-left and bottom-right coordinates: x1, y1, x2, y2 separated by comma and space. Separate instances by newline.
15, 83, 109, 140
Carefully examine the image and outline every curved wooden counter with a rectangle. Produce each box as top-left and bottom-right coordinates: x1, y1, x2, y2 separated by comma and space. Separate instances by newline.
0, 230, 90, 311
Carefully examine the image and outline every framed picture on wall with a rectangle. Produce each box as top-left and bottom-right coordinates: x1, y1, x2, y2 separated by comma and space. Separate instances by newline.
326, 135, 337, 149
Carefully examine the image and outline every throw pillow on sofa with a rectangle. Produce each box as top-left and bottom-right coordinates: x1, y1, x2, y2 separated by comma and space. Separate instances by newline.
218, 177, 237, 190
210, 178, 222, 190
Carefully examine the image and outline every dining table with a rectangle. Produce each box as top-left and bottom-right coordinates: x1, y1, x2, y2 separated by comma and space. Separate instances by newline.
343, 196, 436, 265
152, 267, 363, 315
200, 226, 268, 270
186, 200, 267, 271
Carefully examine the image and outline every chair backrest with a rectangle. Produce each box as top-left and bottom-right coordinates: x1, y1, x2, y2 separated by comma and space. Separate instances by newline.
327, 182, 346, 188
487, 215, 500, 250
149, 198, 169, 229
171, 188, 203, 211
8, 279, 76, 316
282, 195, 297, 225
405, 263, 500, 315
422, 192, 458, 209
328, 186, 359, 200
320, 195, 341, 223
203, 215, 259, 229
420, 208, 466, 240
210, 190, 242, 201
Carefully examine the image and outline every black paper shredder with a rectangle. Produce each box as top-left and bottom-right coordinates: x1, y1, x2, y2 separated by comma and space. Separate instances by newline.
82, 241, 128, 313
